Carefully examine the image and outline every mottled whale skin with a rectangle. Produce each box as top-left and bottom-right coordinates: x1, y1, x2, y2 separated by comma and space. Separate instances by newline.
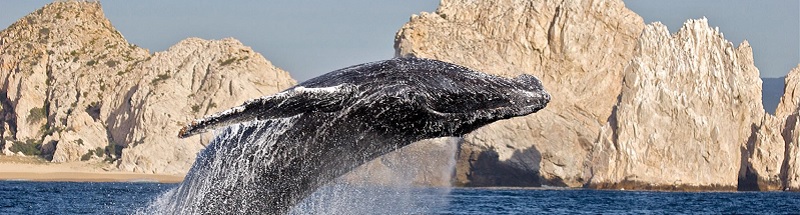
170, 57, 550, 214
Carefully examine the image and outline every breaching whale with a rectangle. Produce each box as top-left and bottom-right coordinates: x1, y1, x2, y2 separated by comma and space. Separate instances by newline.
160, 57, 550, 214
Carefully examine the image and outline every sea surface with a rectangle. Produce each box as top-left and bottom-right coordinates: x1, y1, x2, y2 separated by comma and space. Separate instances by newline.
1, 181, 799, 214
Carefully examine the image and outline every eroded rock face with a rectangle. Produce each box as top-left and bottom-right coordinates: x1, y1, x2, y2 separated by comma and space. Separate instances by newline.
776, 66, 800, 119
0, 1, 295, 174
392, 0, 795, 191
589, 19, 765, 190
394, 0, 644, 186
116, 38, 295, 174
739, 114, 785, 191
778, 65, 800, 191
745, 67, 800, 191
0, 1, 151, 162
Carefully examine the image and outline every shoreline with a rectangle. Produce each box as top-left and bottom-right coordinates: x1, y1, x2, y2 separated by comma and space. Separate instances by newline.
0, 171, 184, 183
0, 156, 184, 183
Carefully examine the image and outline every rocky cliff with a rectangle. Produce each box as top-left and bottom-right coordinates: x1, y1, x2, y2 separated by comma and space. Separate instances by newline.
115, 38, 295, 174
590, 19, 765, 190
776, 65, 800, 191
394, 0, 644, 187
0, 1, 296, 174
393, 0, 800, 191
0, 1, 151, 162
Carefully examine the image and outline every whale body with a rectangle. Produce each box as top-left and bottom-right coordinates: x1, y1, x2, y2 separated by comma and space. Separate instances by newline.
159, 57, 550, 214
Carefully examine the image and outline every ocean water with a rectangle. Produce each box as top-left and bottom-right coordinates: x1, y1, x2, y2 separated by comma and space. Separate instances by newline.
2, 181, 800, 214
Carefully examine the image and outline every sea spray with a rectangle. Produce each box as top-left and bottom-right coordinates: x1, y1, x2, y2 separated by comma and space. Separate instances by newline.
140, 120, 460, 214
289, 138, 460, 214
140, 118, 299, 214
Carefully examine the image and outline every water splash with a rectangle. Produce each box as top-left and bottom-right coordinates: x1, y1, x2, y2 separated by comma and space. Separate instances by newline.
289, 184, 454, 215
290, 138, 459, 214
140, 119, 460, 214
140, 118, 300, 214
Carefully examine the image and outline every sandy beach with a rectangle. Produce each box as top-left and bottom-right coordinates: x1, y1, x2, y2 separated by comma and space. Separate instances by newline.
0, 156, 184, 183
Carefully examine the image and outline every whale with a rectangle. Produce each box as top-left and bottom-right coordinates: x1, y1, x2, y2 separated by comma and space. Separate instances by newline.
159, 57, 550, 214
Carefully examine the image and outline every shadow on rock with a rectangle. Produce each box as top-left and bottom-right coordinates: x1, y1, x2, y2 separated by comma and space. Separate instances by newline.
454, 142, 547, 187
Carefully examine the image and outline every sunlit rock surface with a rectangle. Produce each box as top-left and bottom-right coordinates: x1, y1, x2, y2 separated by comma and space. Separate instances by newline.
394, 0, 644, 187
590, 19, 766, 190
777, 65, 800, 191
116, 38, 295, 174
0, 1, 295, 174
0, 1, 151, 162
392, 0, 800, 191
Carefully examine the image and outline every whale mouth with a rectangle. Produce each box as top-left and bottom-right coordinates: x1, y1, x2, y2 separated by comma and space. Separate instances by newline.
491, 89, 550, 118
491, 74, 550, 115
512, 74, 550, 112
517, 89, 551, 108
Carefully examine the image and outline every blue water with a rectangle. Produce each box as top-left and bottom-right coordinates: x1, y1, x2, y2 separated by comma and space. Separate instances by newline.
2, 181, 800, 214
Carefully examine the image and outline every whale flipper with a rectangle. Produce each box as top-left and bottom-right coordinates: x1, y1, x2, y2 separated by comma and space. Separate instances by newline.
178, 84, 355, 138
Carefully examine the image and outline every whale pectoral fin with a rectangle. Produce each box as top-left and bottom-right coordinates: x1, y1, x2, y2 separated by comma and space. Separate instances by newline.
178, 84, 355, 138
178, 96, 275, 138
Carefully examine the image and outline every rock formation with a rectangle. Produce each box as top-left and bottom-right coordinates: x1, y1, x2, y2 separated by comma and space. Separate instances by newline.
589, 19, 766, 190
775, 66, 800, 119
776, 65, 800, 191
394, 0, 644, 187
393, 0, 799, 191
0, 1, 151, 161
115, 38, 295, 174
739, 114, 785, 191
730, 65, 800, 191
0, 1, 295, 174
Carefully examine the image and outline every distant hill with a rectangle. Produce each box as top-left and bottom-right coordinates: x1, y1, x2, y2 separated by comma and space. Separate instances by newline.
762, 77, 785, 115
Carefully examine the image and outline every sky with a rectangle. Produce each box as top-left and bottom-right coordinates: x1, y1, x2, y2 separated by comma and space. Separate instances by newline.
1, 1, 798, 82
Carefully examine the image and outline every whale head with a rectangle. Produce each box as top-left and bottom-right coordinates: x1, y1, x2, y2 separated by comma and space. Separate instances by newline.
295, 57, 551, 140
409, 71, 551, 137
